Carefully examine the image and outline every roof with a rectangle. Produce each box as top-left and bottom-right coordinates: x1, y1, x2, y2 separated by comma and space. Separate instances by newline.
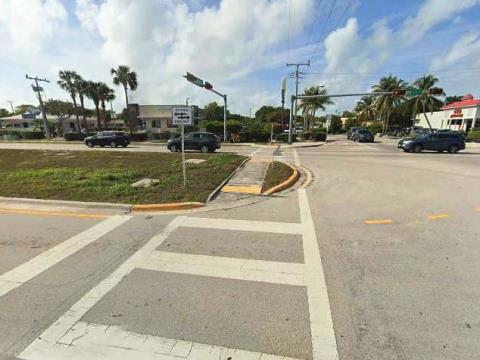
441, 93, 480, 110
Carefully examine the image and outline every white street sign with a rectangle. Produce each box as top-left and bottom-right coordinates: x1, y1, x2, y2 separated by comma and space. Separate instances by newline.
172, 106, 193, 125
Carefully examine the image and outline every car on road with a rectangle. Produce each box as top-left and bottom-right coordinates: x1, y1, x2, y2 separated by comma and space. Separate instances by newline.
84, 131, 130, 148
398, 132, 465, 153
347, 127, 363, 140
352, 129, 374, 142
167, 132, 221, 153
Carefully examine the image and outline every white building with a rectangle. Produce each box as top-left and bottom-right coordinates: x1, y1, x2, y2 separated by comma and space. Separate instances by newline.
416, 93, 480, 132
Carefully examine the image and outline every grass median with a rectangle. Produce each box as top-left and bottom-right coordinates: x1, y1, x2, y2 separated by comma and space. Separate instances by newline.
262, 161, 295, 192
0, 149, 246, 204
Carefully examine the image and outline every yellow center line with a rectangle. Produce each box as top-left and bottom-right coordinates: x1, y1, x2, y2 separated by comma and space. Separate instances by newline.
364, 219, 394, 225
427, 214, 450, 220
0, 208, 110, 219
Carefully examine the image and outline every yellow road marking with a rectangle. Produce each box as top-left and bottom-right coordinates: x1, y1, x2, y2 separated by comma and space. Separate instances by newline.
364, 219, 394, 225
221, 185, 263, 194
427, 214, 449, 220
475, 208, 480, 213
0, 208, 109, 219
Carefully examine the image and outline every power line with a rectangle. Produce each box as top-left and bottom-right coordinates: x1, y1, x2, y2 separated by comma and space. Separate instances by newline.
287, 0, 291, 63
311, 0, 337, 59
303, 0, 324, 48
302, 67, 480, 76
329, 0, 352, 34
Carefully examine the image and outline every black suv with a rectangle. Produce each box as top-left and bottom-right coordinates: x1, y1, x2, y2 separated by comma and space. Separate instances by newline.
352, 129, 374, 142
347, 127, 363, 140
167, 132, 221, 153
398, 132, 465, 153
84, 131, 130, 148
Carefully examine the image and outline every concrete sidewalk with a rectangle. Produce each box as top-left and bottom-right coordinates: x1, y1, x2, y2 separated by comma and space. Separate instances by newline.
221, 147, 274, 195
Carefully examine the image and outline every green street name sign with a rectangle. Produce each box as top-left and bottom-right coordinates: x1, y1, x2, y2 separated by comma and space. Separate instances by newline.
407, 86, 423, 97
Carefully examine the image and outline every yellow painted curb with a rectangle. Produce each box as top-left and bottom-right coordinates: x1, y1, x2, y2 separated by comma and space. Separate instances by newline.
262, 163, 300, 195
221, 185, 263, 195
132, 202, 205, 212
364, 219, 394, 225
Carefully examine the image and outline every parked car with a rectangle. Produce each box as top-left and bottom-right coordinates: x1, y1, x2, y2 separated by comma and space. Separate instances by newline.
167, 132, 221, 153
398, 133, 465, 153
347, 127, 363, 140
84, 131, 130, 148
352, 129, 374, 142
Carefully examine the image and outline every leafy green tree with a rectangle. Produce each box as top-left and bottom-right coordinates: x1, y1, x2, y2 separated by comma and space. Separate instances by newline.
408, 74, 444, 130
0, 108, 9, 117
372, 75, 407, 133
44, 99, 74, 136
203, 102, 229, 121
98, 83, 115, 129
255, 106, 276, 122
14, 104, 35, 115
58, 70, 82, 131
85, 81, 103, 130
111, 65, 137, 134
298, 86, 333, 131
74, 77, 89, 130
355, 96, 376, 125
444, 95, 463, 105
265, 108, 290, 128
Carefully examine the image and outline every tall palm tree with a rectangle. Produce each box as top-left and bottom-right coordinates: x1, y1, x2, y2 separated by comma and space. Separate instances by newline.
355, 96, 376, 125
58, 70, 81, 131
98, 84, 116, 129
111, 65, 138, 134
85, 81, 103, 130
372, 75, 407, 133
74, 77, 88, 131
298, 86, 333, 131
408, 74, 444, 130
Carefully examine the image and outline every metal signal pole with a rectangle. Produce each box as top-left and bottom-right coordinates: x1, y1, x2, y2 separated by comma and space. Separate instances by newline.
26, 74, 51, 139
286, 60, 310, 143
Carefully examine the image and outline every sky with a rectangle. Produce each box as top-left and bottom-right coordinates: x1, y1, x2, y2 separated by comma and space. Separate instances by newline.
1, 0, 480, 116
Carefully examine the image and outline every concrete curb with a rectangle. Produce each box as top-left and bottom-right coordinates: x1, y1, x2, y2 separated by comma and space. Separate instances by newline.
262, 163, 300, 195
131, 202, 205, 212
0, 197, 132, 212
279, 143, 324, 149
206, 157, 251, 202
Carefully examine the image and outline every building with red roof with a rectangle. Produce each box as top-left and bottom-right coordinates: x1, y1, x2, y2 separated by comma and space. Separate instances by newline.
416, 94, 480, 131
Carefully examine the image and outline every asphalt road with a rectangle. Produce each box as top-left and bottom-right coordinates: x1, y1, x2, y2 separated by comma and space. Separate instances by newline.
0, 137, 479, 359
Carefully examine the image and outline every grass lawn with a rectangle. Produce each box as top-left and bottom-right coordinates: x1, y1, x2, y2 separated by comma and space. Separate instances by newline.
0, 149, 246, 204
262, 161, 294, 192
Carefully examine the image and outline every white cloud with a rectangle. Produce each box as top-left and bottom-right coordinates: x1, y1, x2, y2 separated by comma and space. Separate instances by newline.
0, 0, 67, 52
76, 0, 100, 32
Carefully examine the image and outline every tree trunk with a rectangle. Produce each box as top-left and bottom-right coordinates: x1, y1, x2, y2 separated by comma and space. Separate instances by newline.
71, 93, 80, 132
124, 85, 133, 136
384, 111, 391, 134
79, 95, 87, 132
101, 100, 108, 129
95, 104, 101, 130
422, 100, 433, 130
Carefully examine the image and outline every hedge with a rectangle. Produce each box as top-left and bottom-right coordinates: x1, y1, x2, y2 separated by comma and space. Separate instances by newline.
239, 130, 271, 142
63, 132, 95, 141
467, 130, 480, 142
129, 132, 148, 141
0, 129, 45, 139
275, 133, 297, 142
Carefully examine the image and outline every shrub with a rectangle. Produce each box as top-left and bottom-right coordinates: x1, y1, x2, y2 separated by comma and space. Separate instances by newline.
63, 132, 95, 141
298, 131, 312, 141
467, 130, 480, 142
0, 129, 45, 140
239, 130, 271, 142
368, 123, 383, 135
312, 128, 327, 141
275, 133, 297, 142
129, 132, 148, 141
199, 120, 242, 135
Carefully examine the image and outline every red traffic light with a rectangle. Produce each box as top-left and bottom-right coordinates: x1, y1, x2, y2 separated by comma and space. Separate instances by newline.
204, 82, 213, 90
428, 87, 443, 96
393, 89, 406, 96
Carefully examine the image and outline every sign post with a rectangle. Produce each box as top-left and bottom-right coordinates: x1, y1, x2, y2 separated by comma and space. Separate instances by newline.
172, 106, 193, 188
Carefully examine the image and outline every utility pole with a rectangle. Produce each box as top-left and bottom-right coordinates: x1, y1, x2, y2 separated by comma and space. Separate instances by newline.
7, 100, 15, 114
26, 74, 51, 139
287, 60, 310, 132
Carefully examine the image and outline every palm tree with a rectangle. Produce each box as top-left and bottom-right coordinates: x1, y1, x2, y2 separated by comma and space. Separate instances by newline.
298, 86, 333, 131
408, 74, 444, 130
74, 77, 88, 131
355, 96, 376, 125
111, 65, 138, 134
58, 71, 81, 131
372, 75, 407, 133
98, 84, 116, 129
85, 81, 102, 130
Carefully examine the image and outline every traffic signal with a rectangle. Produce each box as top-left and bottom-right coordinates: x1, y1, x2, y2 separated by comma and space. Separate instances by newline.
393, 89, 407, 96
428, 87, 443, 96
184, 72, 204, 88
204, 82, 213, 90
